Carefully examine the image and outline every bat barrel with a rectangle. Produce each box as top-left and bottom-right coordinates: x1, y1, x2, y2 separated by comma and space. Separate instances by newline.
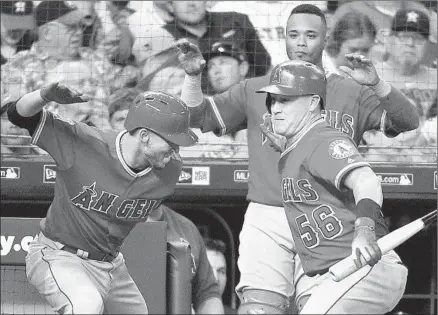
421, 209, 437, 226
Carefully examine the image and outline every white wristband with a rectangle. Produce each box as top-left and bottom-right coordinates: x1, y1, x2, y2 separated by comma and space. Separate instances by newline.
180, 74, 203, 108
369, 78, 391, 98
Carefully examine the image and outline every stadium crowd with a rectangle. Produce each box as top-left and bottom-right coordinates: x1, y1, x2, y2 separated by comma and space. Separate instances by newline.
1, 0, 437, 162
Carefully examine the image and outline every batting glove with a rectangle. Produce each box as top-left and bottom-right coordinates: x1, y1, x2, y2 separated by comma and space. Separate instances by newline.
40, 82, 89, 104
351, 217, 382, 268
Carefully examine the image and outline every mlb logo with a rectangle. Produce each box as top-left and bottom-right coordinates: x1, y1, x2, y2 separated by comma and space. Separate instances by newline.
0, 167, 20, 179
234, 170, 249, 182
43, 165, 57, 183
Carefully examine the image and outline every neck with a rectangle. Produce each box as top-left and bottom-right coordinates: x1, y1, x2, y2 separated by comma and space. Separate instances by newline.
120, 132, 150, 171
285, 114, 321, 148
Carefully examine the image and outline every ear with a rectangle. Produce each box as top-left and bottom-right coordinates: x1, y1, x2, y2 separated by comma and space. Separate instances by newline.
38, 24, 52, 41
239, 61, 249, 78
324, 34, 330, 49
309, 95, 321, 112
139, 128, 151, 143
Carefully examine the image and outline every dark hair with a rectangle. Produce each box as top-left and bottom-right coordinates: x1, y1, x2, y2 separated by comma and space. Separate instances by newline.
326, 12, 376, 56
289, 4, 327, 26
203, 237, 226, 255
108, 88, 142, 119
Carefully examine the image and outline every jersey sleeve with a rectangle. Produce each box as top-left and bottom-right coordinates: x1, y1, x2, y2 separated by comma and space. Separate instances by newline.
192, 231, 222, 310
201, 79, 248, 136
308, 137, 370, 190
30, 109, 92, 170
359, 86, 401, 138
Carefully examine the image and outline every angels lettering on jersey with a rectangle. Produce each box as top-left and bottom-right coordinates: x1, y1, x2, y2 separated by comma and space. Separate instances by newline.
71, 182, 160, 220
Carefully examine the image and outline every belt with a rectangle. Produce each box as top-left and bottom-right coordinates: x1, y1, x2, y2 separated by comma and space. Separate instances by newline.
61, 245, 118, 263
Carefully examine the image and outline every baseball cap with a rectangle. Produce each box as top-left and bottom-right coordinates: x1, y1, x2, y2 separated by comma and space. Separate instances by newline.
35, 1, 88, 27
205, 41, 247, 63
391, 9, 430, 38
0, 1, 34, 30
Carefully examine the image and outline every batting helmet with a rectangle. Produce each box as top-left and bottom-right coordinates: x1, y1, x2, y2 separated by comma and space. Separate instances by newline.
124, 91, 198, 146
257, 60, 326, 112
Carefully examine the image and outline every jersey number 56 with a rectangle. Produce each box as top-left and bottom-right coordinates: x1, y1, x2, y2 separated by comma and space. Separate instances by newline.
295, 205, 343, 249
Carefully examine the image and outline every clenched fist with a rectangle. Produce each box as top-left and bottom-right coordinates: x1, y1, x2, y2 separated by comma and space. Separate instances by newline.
175, 38, 206, 76
40, 82, 89, 104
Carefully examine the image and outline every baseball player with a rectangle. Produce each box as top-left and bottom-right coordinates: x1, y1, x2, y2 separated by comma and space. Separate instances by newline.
176, 4, 418, 314
5, 83, 197, 314
257, 60, 408, 314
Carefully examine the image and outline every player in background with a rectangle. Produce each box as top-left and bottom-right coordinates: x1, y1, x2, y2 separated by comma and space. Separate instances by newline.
5, 83, 197, 314
176, 4, 418, 314
258, 59, 407, 314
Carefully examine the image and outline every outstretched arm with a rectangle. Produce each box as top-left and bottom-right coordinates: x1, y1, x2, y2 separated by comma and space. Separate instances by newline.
340, 54, 420, 134
15, 83, 88, 118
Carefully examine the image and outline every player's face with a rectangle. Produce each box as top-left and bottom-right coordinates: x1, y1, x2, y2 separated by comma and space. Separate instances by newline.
390, 31, 427, 68
206, 250, 227, 296
335, 36, 374, 67
143, 132, 180, 170
169, 1, 207, 25
110, 109, 129, 131
270, 94, 313, 137
208, 56, 242, 93
285, 13, 327, 64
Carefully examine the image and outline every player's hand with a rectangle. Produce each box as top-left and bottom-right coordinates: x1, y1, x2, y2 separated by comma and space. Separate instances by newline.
260, 114, 286, 152
40, 83, 89, 104
351, 219, 382, 268
175, 38, 206, 76
338, 54, 380, 86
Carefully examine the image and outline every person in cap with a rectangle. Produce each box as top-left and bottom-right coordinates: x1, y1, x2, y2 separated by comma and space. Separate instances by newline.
205, 41, 249, 95
0, 1, 35, 65
362, 8, 437, 161
5, 81, 197, 314
1, 1, 140, 129
107, 87, 142, 131
257, 60, 407, 314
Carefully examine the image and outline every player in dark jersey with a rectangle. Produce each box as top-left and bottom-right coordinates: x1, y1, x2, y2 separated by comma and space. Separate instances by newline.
6, 83, 197, 314
258, 60, 407, 314
175, 4, 418, 314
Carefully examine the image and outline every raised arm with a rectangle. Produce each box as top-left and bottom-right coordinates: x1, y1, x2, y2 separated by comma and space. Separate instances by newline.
340, 54, 420, 134
14, 83, 88, 118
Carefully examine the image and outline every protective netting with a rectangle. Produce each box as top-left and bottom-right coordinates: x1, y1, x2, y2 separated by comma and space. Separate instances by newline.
0, 266, 54, 314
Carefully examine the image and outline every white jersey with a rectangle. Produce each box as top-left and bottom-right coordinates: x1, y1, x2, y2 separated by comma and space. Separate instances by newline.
211, 1, 327, 66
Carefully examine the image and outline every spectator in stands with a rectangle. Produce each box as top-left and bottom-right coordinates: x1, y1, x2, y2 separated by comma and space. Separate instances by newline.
324, 12, 377, 75
107, 87, 142, 130
332, 0, 437, 67
1, 104, 44, 155
204, 41, 249, 95
95, 1, 136, 66
135, 1, 270, 85
362, 8, 437, 162
0, 1, 36, 65
1, 1, 140, 128
204, 237, 236, 314
147, 205, 225, 314
210, 1, 330, 66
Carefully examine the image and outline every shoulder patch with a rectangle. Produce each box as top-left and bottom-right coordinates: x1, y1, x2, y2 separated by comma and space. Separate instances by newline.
328, 139, 355, 159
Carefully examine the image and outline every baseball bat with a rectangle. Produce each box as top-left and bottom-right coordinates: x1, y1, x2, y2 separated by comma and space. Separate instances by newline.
329, 209, 437, 282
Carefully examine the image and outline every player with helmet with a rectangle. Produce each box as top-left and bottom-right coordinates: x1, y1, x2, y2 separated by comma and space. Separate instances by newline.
176, 3, 417, 314
257, 60, 407, 314
5, 82, 197, 314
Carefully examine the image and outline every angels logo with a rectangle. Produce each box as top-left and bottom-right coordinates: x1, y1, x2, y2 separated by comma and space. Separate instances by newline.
271, 68, 281, 84
328, 139, 355, 159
